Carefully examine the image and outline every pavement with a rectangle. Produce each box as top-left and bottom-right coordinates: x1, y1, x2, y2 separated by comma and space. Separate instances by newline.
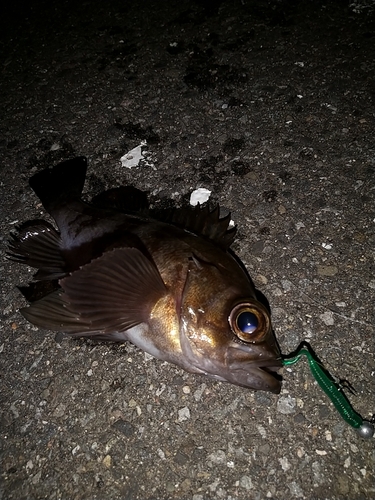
1, 1, 374, 499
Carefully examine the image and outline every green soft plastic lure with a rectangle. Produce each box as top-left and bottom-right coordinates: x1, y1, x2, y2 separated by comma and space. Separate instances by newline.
282, 342, 374, 439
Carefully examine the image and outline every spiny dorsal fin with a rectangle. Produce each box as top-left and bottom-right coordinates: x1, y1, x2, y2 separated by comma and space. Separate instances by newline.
90, 184, 236, 250
153, 204, 237, 250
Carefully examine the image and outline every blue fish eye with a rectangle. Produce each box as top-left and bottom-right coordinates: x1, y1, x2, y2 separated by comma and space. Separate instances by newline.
236, 311, 259, 334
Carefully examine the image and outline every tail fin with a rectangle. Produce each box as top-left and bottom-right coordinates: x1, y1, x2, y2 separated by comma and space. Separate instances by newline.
29, 156, 87, 214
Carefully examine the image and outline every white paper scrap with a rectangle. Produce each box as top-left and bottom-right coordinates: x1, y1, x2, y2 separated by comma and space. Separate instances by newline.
120, 140, 155, 169
189, 188, 211, 206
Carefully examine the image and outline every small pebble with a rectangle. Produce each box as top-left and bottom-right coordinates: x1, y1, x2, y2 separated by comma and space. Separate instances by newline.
256, 274, 268, 285
322, 242, 332, 250
257, 425, 267, 438
319, 311, 334, 326
239, 475, 253, 490
194, 383, 206, 402
288, 482, 304, 498
180, 478, 191, 491
296, 447, 305, 458
207, 450, 226, 465
317, 265, 338, 276
178, 407, 190, 422
278, 457, 291, 471
102, 455, 112, 468
277, 395, 296, 415
72, 445, 80, 456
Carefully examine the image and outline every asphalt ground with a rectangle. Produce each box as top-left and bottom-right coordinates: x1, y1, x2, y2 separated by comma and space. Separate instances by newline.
1, 1, 374, 499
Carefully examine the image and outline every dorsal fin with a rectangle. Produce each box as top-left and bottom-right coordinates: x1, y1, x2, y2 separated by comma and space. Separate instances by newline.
152, 204, 237, 250
91, 184, 236, 250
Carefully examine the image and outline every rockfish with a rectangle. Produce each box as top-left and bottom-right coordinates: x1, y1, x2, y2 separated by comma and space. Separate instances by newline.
9, 157, 282, 393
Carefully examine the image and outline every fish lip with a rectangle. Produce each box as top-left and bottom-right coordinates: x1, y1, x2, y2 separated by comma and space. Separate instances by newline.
226, 349, 283, 393
259, 365, 283, 392
255, 360, 283, 393
251, 357, 283, 371
228, 343, 283, 370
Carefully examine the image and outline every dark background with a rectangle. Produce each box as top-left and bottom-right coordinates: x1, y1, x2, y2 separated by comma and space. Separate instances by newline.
1, 1, 374, 499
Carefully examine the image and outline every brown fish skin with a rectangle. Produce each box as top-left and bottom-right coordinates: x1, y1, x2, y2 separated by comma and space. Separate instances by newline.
9, 157, 282, 393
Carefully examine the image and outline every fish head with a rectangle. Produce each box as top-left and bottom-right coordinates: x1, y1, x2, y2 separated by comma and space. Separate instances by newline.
179, 256, 282, 393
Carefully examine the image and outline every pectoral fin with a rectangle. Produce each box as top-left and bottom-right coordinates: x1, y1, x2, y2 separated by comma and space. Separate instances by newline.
21, 247, 167, 339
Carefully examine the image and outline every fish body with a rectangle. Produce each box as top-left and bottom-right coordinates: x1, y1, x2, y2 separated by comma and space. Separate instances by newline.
9, 157, 282, 393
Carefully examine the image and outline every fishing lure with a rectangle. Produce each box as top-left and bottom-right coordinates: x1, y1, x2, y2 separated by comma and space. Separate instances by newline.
282, 342, 374, 439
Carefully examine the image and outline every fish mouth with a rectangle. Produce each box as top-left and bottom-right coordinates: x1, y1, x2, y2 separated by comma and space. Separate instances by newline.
253, 358, 283, 394
254, 357, 283, 372
226, 349, 283, 393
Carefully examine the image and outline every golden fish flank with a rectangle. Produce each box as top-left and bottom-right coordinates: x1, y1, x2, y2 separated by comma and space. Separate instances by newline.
9, 157, 282, 393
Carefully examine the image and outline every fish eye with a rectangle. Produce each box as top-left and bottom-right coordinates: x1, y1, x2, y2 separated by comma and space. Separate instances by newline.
229, 303, 270, 343
237, 311, 258, 334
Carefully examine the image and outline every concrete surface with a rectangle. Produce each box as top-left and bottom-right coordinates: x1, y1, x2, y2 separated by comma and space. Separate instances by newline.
1, 1, 374, 499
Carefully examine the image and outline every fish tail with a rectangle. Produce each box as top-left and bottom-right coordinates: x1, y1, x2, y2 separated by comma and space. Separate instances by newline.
29, 157, 87, 213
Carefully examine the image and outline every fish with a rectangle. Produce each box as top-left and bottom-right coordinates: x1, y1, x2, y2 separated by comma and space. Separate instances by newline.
9, 157, 282, 393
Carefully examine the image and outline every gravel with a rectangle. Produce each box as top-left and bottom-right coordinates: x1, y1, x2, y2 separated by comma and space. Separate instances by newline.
1, 1, 374, 499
